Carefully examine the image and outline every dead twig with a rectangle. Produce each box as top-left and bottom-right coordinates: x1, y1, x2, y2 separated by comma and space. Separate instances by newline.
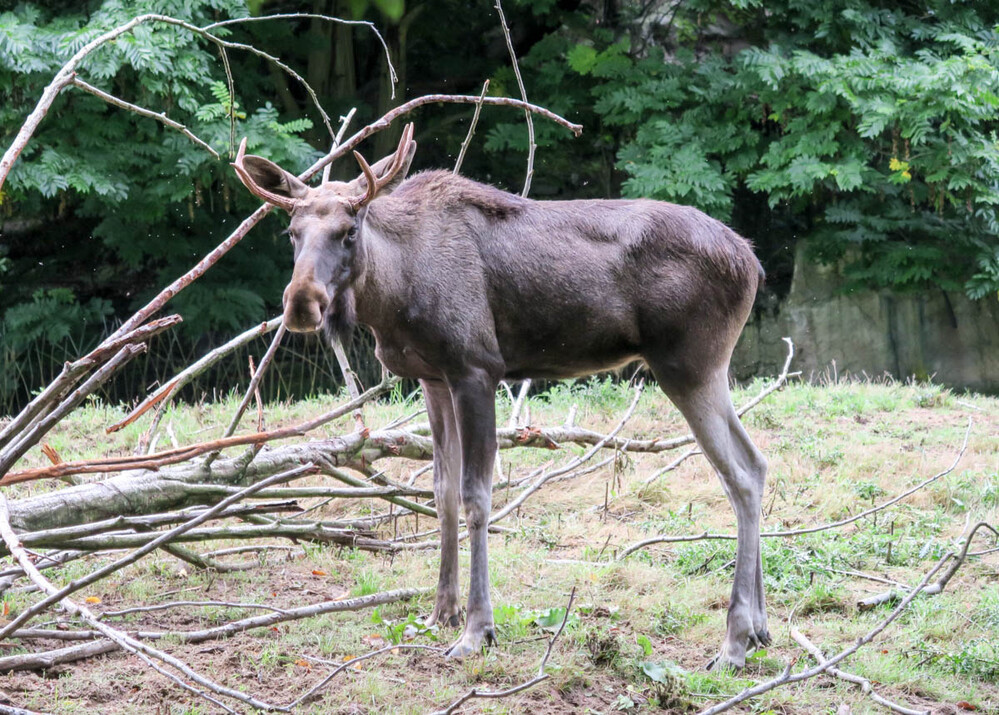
0, 345, 146, 475
697, 553, 950, 714
791, 628, 929, 715
618, 417, 972, 560
289, 643, 443, 708
494, 0, 536, 197
1, 376, 396, 486
112, 317, 281, 436
858, 520, 999, 610
70, 77, 218, 157
0, 464, 317, 639
0, 496, 273, 712
0, 588, 424, 673
453, 80, 490, 174
490, 383, 644, 524
429, 587, 576, 715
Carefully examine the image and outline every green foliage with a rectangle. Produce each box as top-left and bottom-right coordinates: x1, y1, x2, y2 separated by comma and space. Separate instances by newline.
0, 0, 320, 409
565, 0, 999, 298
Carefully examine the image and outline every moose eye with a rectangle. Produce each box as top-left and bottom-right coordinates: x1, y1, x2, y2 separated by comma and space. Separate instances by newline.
344, 225, 358, 244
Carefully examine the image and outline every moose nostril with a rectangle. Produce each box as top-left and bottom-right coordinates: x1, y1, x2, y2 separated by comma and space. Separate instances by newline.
282, 283, 329, 333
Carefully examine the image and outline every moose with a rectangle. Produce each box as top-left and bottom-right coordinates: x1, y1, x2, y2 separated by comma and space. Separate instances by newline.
231, 124, 769, 670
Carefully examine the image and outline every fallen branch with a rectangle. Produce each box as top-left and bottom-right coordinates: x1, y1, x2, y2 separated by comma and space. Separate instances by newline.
495, 0, 535, 197
289, 643, 443, 708
858, 520, 999, 610
618, 417, 971, 560
429, 586, 576, 715
1, 376, 399, 487
0, 588, 423, 673
38, 520, 395, 554
0, 495, 278, 712
791, 627, 929, 715
697, 553, 951, 714
0, 464, 317, 639
70, 77, 218, 158
110, 317, 281, 435
453, 80, 490, 175
0, 344, 146, 475
0, 314, 180, 453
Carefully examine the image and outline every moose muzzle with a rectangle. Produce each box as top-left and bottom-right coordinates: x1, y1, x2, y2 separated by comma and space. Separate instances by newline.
282, 279, 330, 333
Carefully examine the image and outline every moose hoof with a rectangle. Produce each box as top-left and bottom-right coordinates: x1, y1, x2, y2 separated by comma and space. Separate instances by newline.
706, 641, 746, 673
426, 604, 462, 629
444, 625, 496, 659
754, 626, 772, 648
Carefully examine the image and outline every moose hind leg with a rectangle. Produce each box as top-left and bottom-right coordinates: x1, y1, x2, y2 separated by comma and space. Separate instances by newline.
656, 367, 768, 670
422, 380, 462, 629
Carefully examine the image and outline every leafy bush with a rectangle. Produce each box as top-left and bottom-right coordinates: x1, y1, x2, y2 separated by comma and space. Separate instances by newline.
569, 0, 999, 298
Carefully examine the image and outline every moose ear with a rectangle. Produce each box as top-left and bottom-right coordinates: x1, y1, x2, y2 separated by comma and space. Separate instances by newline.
231, 139, 309, 211
348, 138, 417, 198
239, 155, 310, 200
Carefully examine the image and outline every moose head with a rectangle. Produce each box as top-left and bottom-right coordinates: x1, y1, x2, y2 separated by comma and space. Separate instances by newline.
231, 124, 417, 335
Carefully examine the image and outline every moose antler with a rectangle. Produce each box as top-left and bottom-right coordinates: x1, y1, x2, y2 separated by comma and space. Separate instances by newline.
348, 123, 415, 211
231, 138, 299, 212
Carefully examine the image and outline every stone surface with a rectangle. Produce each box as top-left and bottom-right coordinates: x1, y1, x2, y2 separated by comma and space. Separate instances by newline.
733, 244, 999, 393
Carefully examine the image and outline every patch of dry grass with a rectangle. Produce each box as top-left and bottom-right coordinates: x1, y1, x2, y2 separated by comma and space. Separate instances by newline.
1, 376, 997, 714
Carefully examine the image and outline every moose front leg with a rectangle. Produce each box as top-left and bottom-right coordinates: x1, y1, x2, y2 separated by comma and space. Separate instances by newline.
445, 367, 499, 658
422, 379, 462, 629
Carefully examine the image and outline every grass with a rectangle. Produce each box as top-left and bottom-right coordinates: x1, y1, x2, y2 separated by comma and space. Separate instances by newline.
1, 375, 997, 713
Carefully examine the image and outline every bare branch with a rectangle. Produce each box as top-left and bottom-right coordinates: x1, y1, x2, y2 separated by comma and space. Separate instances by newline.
697, 552, 951, 714
1, 376, 397, 486
110, 316, 281, 436
70, 77, 218, 158
0, 496, 272, 712
791, 628, 929, 715
618, 417, 972, 560
429, 587, 576, 715
0, 588, 424, 674
0, 463, 317, 639
858, 520, 999, 610
0, 345, 145, 475
289, 643, 443, 708
454, 79, 490, 175
203, 13, 398, 99
494, 0, 536, 197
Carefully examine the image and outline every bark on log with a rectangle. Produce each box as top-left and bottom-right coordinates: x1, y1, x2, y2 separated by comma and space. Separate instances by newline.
7, 429, 432, 533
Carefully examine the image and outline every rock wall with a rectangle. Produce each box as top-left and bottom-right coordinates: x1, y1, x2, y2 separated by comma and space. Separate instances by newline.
733, 245, 999, 393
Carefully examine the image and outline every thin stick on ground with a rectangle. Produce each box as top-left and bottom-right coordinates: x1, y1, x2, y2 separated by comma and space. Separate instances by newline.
858, 520, 999, 610
289, 644, 444, 708
0, 464, 317, 639
618, 416, 972, 560
0, 588, 424, 673
0, 496, 272, 713
429, 587, 577, 715
791, 628, 929, 715
697, 552, 951, 715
